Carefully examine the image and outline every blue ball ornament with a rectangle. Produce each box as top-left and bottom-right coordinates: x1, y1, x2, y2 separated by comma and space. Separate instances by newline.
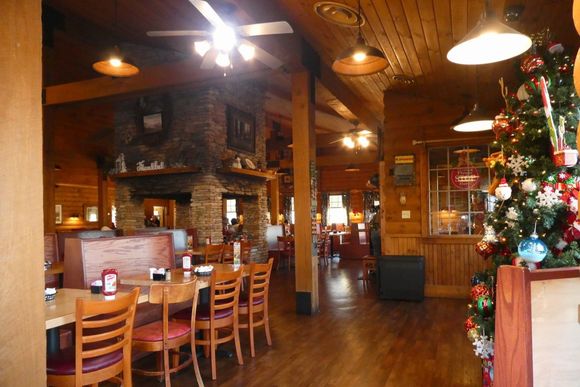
518, 232, 548, 263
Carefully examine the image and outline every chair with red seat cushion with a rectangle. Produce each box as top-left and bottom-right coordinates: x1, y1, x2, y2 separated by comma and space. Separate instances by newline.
239, 258, 274, 357
47, 288, 140, 387
174, 267, 244, 381
132, 280, 202, 387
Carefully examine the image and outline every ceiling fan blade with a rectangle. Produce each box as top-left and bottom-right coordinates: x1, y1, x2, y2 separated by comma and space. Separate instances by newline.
357, 129, 373, 136
147, 30, 209, 37
240, 39, 283, 69
188, 0, 225, 28
200, 48, 218, 69
236, 21, 293, 37
328, 137, 345, 145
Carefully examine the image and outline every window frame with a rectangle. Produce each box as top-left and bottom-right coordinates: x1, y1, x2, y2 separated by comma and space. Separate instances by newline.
326, 193, 348, 226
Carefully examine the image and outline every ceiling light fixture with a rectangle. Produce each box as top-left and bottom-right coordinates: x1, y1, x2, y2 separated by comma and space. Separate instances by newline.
344, 164, 361, 172
194, 40, 211, 57
215, 52, 231, 68
332, 0, 388, 76
447, 0, 531, 65
453, 104, 493, 132
92, 0, 140, 77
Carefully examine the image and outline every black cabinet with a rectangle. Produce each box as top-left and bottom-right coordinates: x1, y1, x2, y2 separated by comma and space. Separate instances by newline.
377, 255, 425, 301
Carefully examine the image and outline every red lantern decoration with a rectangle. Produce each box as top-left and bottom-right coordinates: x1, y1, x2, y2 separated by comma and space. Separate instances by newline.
492, 113, 512, 138
475, 240, 497, 259
471, 283, 491, 301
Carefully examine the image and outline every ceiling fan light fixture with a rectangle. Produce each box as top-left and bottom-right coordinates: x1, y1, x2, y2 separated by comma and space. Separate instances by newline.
453, 104, 493, 132
447, 3, 531, 65
343, 136, 355, 148
215, 52, 231, 67
238, 43, 255, 61
357, 135, 370, 148
194, 40, 211, 56
213, 26, 236, 52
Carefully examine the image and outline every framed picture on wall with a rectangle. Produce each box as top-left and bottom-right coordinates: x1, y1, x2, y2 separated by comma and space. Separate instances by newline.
55, 204, 62, 224
135, 94, 172, 140
84, 205, 98, 223
226, 105, 255, 154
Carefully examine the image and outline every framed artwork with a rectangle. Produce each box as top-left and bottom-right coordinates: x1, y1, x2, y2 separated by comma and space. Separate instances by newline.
226, 105, 255, 154
55, 204, 62, 224
142, 112, 163, 134
135, 94, 172, 139
84, 206, 98, 223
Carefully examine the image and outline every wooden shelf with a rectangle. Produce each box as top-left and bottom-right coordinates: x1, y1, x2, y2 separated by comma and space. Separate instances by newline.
217, 167, 277, 180
110, 166, 200, 179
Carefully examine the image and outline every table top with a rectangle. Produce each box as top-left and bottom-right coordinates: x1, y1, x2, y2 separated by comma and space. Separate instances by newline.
175, 247, 204, 256
44, 261, 64, 276
119, 264, 248, 288
45, 288, 149, 330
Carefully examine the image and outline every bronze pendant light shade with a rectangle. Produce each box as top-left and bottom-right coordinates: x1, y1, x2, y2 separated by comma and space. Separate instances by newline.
92, 45, 140, 77
332, 0, 388, 76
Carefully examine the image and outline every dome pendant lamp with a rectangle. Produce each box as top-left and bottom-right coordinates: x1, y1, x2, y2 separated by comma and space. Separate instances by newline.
447, 0, 531, 65
453, 103, 493, 132
332, 0, 388, 76
92, 0, 140, 77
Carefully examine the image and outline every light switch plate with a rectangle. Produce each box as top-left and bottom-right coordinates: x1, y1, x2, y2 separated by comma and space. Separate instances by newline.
402, 210, 411, 219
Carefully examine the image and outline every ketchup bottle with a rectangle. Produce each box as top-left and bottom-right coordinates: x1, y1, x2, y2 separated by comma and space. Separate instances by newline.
182, 253, 192, 276
101, 268, 118, 300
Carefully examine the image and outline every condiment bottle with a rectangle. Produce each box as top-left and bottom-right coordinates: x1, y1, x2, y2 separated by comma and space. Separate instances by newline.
182, 253, 192, 276
233, 241, 241, 267
205, 236, 211, 246
101, 268, 118, 300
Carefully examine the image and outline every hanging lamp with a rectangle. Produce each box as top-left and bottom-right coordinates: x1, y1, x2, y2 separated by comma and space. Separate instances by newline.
453, 104, 493, 132
332, 0, 388, 76
447, 0, 531, 65
92, 0, 140, 77
344, 164, 361, 172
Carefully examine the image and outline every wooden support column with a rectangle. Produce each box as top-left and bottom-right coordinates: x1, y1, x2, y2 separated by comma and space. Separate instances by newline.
97, 170, 110, 229
269, 176, 281, 225
43, 107, 56, 233
292, 71, 319, 315
0, 0, 45, 384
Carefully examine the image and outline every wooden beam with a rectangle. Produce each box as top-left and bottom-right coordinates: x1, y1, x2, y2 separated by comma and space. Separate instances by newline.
269, 176, 281, 225
292, 71, 319, 315
280, 152, 378, 168
44, 58, 271, 106
1, 1, 45, 383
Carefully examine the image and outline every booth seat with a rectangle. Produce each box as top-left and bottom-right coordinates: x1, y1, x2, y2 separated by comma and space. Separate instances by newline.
57, 229, 120, 261
134, 228, 190, 266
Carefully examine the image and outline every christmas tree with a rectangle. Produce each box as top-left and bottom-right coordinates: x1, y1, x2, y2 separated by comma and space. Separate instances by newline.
465, 31, 580, 386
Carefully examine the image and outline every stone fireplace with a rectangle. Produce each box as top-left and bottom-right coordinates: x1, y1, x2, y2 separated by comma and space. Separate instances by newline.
113, 81, 268, 260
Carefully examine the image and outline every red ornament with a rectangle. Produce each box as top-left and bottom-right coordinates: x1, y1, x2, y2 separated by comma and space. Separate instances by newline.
520, 54, 544, 74
492, 113, 512, 138
471, 283, 491, 301
525, 75, 550, 94
547, 41, 564, 55
558, 63, 571, 73
464, 316, 478, 332
475, 240, 497, 259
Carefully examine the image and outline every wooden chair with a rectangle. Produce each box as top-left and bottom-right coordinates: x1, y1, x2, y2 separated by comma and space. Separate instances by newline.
44, 233, 60, 288
362, 255, 377, 281
316, 234, 328, 266
47, 288, 140, 387
132, 280, 203, 387
173, 267, 244, 381
239, 258, 274, 357
240, 241, 252, 264
221, 244, 234, 264
276, 236, 294, 271
204, 244, 223, 264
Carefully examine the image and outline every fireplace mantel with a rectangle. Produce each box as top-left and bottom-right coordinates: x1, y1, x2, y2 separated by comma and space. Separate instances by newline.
110, 166, 200, 179
217, 167, 276, 181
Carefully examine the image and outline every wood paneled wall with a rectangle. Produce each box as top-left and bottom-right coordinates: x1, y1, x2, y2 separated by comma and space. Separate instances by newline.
381, 93, 493, 298
55, 184, 115, 230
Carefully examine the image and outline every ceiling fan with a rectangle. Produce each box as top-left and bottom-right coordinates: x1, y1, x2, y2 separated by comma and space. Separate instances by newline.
146, 0, 293, 70
329, 121, 376, 150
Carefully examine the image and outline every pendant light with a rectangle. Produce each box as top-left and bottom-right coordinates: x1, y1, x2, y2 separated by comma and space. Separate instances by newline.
92, 0, 140, 77
447, 0, 531, 65
332, 0, 388, 76
453, 103, 493, 132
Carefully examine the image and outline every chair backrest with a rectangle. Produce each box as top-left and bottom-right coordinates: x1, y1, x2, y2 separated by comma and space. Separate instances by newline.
74, 288, 140, 386
148, 280, 199, 341
210, 267, 243, 319
44, 233, 59, 263
241, 241, 252, 264
277, 236, 294, 252
248, 258, 274, 308
222, 244, 234, 264
205, 244, 224, 264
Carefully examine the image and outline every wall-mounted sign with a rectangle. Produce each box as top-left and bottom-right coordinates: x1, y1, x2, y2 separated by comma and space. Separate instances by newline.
394, 154, 415, 186
395, 154, 415, 164
450, 167, 481, 190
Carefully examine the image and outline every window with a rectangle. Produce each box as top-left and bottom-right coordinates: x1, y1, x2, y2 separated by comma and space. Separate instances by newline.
225, 199, 237, 223
327, 194, 348, 225
428, 145, 492, 235
289, 197, 295, 224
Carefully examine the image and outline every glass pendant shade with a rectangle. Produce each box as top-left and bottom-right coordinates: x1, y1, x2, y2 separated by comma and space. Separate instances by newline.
453, 104, 493, 132
92, 46, 140, 77
447, 10, 531, 65
333, 36, 388, 76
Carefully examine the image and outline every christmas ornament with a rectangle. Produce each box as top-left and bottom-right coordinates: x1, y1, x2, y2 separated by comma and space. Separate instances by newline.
494, 178, 512, 200
547, 41, 564, 55
467, 328, 480, 343
506, 207, 519, 221
482, 224, 498, 243
521, 178, 537, 192
525, 75, 550, 95
492, 113, 512, 138
470, 274, 483, 286
536, 185, 562, 208
506, 154, 530, 176
520, 54, 544, 74
471, 283, 491, 301
518, 230, 549, 263
517, 83, 530, 101
477, 295, 494, 316
464, 316, 478, 332
483, 151, 506, 168
559, 63, 571, 74
473, 334, 494, 359
475, 240, 497, 259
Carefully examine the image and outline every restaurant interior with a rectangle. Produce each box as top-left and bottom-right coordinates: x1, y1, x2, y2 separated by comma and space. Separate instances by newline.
2, 0, 580, 386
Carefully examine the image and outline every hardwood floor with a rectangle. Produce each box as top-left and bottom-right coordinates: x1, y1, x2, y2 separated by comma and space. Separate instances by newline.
130, 259, 481, 386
